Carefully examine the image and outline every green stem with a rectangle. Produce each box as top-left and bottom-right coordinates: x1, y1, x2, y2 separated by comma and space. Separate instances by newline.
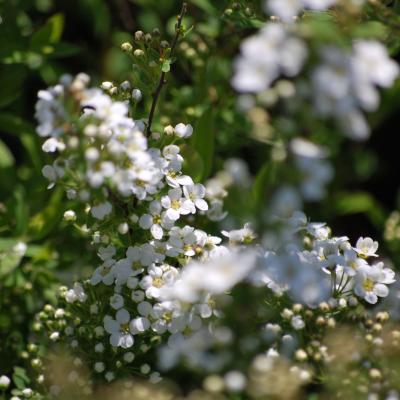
145, 2, 187, 137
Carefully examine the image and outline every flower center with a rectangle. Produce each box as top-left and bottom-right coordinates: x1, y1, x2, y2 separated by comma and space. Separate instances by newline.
363, 278, 375, 292
152, 277, 164, 288
349, 261, 357, 270
163, 311, 173, 322
171, 199, 181, 210
131, 261, 141, 270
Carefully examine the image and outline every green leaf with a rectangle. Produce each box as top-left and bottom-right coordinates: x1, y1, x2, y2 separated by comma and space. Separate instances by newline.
27, 188, 64, 241
191, 0, 217, 14
0, 65, 27, 108
252, 161, 277, 208
161, 59, 171, 73
181, 145, 204, 183
191, 108, 215, 180
334, 191, 386, 228
12, 367, 30, 390
0, 113, 42, 170
31, 13, 65, 49
0, 252, 23, 277
0, 139, 14, 168
352, 21, 388, 40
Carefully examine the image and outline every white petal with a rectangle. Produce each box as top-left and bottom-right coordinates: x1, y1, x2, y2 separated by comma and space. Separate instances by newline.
139, 214, 153, 230
116, 308, 130, 324
195, 198, 208, 211
119, 334, 134, 349
151, 224, 163, 240
374, 283, 389, 298
104, 319, 119, 334
177, 175, 194, 186
166, 208, 180, 221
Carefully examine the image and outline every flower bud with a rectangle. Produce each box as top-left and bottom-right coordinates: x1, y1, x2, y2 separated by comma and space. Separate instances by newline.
64, 210, 76, 222
100, 81, 113, 91
133, 49, 145, 58
121, 42, 133, 52
0, 375, 10, 390
164, 125, 175, 135
134, 31, 145, 41
131, 89, 142, 102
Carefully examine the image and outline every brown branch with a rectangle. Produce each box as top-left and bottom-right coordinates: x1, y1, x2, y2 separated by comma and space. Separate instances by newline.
145, 2, 187, 137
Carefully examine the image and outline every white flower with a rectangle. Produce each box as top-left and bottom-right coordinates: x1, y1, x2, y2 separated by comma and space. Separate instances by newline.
132, 88, 142, 102
232, 23, 308, 92
139, 200, 173, 240
0, 375, 10, 390
354, 263, 396, 304
311, 41, 399, 140
94, 362, 105, 373
161, 188, 192, 221
340, 249, 368, 277
41, 163, 64, 187
13, 241, 27, 257
174, 123, 193, 138
222, 223, 255, 244
352, 40, 399, 91
65, 283, 87, 303
183, 184, 208, 212
291, 315, 305, 330
224, 371, 247, 392
266, 0, 302, 21
91, 202, 112, 220
162, 251, 257, 302
355, 237, 379, 257
110, 293, 124, 310
104, 309, 134, 348
140, 264, 179, 299
130, 316, 151, 334
42, 137, 65, 153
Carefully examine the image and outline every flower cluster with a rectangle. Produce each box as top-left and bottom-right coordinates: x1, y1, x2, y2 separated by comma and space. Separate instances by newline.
259, 212, 396, 305
232, 17, 399, 141
312, 41, 399, 139
29, 64, 400, 400
34, 74, 242, 384
232, 23, 308, 93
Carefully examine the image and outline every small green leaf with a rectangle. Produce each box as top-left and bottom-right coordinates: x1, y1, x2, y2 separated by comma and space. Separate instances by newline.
31, 13, 65, 49
0, 252, 23, 277
0, 139, 14, 168
12, 367, 30, 390
161, 59, 171, 72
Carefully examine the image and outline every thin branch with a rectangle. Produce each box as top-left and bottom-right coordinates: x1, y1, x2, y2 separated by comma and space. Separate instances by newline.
145, 2, 187, 137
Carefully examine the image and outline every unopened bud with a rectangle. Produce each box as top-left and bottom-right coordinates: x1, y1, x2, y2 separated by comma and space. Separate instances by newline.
121, 42, 133, 52
131, 89, 142, 102
133, 49, 145, 58
134, 31, 145, 41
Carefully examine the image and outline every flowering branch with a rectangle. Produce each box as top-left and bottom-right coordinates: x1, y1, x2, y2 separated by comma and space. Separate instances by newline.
145, 2, 187, 137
